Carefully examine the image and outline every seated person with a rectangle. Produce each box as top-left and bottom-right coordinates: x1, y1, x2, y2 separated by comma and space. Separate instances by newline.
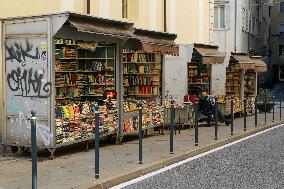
198, 89, 215, 116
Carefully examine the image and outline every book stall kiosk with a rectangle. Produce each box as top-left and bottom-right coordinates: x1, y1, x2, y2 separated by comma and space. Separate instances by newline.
225, 53, 257, 115
1, 12, 136, 155
122, 29, 179, 136
188, 44, 225, 98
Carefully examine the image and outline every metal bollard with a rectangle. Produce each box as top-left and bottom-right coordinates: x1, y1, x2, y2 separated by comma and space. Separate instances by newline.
244, 98, 247, 131
255, 96, 258, 127
272, 96, 275, 122
174, 110, 177, 136
231, 96, 234, 135
95, 111, 100, 179
139, 107, 143, 164
179, 114, 181, 134
280, 95, 282, 121
215, 100, 218, 140
31, 110, 37, 189
170, 102, 174, 154
264, 96, 267, 124
195, 99, 199, 146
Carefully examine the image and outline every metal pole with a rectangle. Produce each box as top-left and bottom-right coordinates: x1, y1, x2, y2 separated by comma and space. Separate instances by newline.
170, 102, 174, 154
264, 95, 267, 124
195, 99, 199, 146
174, 109, 176, 136
272, 96, 275, 122
178, 114, 181, 134
255, 95, 258, 127
244, 98, 247, 131
280, 95, 282, 121
31, 110, 37, 189
231, 96, 234, 135
139, 108, 143, 164
95, 111, 99, 179
215, 101, 218, 140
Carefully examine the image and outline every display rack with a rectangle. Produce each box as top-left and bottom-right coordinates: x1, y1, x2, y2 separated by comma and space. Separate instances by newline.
54, 38, 118, 145
122, 49, 164, 133
225, 63, 242, 114
123, 50, 162, 98
244, 69, 256, 113
188, 49, 210, 95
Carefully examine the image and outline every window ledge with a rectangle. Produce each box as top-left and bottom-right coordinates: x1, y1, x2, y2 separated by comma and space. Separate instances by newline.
213, 28, 230, 31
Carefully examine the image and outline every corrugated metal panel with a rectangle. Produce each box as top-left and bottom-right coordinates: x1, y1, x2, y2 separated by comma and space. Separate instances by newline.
129, 28, 179, 55
251, 56, 268, 73
194, 43, 225, 64
5, 20, 48, 35
230, 53, 255, 69
67, 12, 134, 39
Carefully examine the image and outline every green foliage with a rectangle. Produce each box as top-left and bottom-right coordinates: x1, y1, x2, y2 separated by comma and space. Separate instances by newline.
257, 88, 272, 102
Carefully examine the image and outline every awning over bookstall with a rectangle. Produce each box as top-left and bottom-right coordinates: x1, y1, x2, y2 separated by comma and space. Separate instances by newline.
127, 28, 179, 56
230, 53, 255, 69
67, 12, 134, 39
250, 56, 268, 73
193, 43, 225, 64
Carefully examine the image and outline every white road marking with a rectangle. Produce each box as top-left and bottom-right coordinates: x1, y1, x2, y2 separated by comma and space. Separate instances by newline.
111, 124, 284, 189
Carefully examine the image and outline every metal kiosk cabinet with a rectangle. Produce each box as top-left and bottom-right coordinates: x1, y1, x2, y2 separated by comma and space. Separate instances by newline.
1, 12, 134, 156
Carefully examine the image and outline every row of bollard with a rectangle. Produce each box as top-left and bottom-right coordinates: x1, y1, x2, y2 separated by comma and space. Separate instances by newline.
29, 94, 283, 187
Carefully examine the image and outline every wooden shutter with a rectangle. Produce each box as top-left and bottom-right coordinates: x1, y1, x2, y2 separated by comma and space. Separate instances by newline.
225, 5, 230, 29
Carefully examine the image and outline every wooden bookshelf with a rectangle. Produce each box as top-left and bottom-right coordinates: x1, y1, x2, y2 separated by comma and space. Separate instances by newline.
122, 50, 162, 101
54, 38, 116, 100
188, 61, 210, 95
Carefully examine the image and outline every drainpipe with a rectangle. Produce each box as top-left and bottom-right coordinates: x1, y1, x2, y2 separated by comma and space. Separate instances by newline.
248, 0, 251, 54
234, 0, 237, 52
87, 0, 90, 14
164, 0, 167, 32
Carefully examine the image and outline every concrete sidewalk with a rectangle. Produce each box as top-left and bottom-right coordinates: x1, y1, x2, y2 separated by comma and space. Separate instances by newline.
0, 110, 283, 189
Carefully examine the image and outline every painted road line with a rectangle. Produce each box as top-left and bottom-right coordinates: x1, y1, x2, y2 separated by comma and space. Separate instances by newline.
111, 123, 284, 189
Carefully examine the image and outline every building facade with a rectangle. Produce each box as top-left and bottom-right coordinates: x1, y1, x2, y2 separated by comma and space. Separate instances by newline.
270, 0, 284, 82
212, 0, 271, 91
0, 0, 211, 45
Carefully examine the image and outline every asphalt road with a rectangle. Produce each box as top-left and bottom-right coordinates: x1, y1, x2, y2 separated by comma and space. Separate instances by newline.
116, 124, 284, 189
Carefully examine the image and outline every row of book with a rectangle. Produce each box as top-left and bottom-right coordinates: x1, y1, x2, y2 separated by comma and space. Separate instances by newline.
124, 86, 160, 95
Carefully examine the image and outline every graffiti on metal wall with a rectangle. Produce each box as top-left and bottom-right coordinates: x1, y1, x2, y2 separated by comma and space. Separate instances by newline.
5, 40, 47, 65
5, 40, 51, 98
7, 67, 52, 98
5, 39, 51, 146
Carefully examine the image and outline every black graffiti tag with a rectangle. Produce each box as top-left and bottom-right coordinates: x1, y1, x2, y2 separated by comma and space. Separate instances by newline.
7, 67, 52, 98
5, 40, 40, 63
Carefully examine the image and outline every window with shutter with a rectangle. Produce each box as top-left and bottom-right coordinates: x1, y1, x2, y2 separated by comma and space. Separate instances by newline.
249, 14, 252, 33
280, 2, 284, 12
279, 24, 284, 36
214, 4, 229, 30
279, 45, 284, 56
242, 8, 246, 31
225, 5, 230, 29
214, 7, 219, 28
220, 6, 225, 28
246, 10, 249, 33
